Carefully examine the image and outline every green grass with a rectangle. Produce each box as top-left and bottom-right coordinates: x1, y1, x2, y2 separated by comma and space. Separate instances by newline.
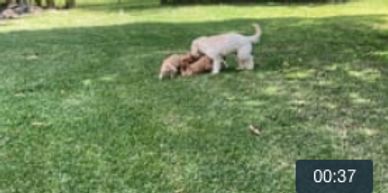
1, 0, 388, 192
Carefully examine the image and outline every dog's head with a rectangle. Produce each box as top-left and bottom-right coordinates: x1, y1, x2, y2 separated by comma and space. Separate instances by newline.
179, 53, 198, 67
159, 54, 180, 80
158, 53, 199, 80
190, 36, 207, 58
159, 62, 178, 80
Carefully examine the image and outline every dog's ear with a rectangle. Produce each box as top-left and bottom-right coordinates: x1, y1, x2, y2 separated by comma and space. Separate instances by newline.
180, 55, 195, 66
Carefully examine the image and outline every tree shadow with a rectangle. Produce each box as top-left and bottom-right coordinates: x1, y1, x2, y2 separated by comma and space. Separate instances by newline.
161, 0, 349, 6
77, 0, 162, 12
77, 0, 350, 13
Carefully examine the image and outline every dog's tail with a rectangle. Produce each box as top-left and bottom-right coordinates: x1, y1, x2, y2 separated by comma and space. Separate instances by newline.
248, 23, 262, 44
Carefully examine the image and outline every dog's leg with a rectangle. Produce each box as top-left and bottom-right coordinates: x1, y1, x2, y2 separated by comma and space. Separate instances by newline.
237, 57, 254, 70
221, 61, 228, 69
221, 56, 228, 69
236, 58, 245, 70
211, 56, 223, 74
237, 45, 254, 70
244, 55, 255, 70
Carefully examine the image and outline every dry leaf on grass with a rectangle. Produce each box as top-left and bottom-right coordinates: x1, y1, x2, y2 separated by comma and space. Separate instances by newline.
249, 124, 261, 136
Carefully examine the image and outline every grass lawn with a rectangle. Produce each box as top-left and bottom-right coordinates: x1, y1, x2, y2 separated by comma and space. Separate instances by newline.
0, 0, 388, 192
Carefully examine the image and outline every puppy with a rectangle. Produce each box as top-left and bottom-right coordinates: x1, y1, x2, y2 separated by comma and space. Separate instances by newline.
181, 56, 213, 76
181, 55, 227, 76
190, 23, 262, 74
159, 53, 197, 79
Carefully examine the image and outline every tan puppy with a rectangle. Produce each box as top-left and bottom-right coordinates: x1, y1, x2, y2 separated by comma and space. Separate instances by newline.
181, 56, 227, 76
181, 56, 213, 76
159, 53, 197, 79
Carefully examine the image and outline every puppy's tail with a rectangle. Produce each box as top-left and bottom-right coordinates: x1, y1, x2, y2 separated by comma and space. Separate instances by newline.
248, 23, 262, 44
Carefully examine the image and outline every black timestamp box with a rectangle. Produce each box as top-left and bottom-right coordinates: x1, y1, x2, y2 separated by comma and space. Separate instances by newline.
296, 160, 373, 193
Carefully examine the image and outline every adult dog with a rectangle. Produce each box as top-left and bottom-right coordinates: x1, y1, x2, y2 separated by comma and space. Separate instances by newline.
190, 23, 262, 74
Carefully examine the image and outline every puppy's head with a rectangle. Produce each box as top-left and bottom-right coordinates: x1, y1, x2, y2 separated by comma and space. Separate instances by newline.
179, 53, 198, 67
159, 62, 178, 80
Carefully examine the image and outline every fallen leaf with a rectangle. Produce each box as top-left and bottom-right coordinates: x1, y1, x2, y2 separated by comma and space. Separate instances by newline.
249, 124, 261, 136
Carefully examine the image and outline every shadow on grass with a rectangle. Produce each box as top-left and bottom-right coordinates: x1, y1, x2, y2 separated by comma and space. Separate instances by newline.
77, 1, 161, 12
0, 14, 388, 192
76, 0, 350, 13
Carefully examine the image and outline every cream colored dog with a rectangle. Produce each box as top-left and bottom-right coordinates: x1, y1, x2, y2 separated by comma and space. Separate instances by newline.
190, 23, 262, 74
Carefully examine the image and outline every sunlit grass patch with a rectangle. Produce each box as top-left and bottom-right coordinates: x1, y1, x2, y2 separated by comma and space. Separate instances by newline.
0, 0, 388, 192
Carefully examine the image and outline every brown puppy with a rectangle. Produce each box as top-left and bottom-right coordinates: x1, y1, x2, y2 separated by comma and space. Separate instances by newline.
181, 55, 227, 76
181, 56, 213, 76
159, 53, 197, 79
